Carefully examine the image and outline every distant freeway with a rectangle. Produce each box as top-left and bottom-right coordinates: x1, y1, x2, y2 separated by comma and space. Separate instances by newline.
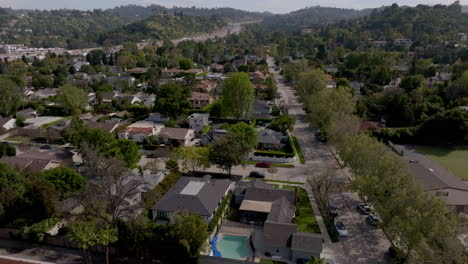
0, 20, 261, 60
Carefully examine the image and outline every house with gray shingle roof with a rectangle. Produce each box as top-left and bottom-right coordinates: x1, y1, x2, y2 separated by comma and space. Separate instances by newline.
233, 180, 323, 262
152, 176, 231, 224
257, 129, 286, 150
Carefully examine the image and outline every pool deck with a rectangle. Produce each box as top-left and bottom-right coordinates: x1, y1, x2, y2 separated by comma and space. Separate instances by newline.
217, 226, 255, 261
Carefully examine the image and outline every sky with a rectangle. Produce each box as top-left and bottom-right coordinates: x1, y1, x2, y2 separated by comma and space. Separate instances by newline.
0, 0, 465, 14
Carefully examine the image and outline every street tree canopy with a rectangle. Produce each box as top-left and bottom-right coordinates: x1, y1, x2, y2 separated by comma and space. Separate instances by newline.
57, 84, 89, 115
221, 72, 255, 120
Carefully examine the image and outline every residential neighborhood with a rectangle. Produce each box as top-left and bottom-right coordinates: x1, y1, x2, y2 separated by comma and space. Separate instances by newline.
0, 2, 467, 264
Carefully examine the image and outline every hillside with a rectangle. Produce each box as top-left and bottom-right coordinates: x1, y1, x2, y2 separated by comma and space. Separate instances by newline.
332, 3, 468, 44
260, 6, 372, 31
109, 5, 270, 23
0, 5, 266, 48
100, 14, 227, 45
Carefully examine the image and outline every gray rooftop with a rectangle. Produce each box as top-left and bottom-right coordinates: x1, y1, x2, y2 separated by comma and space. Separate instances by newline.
291, 232, 323, 253
153, 176, 231, 216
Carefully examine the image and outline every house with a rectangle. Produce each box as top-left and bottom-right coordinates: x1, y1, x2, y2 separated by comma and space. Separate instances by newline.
250, 71, 266, 84
45, 119, 71, 143
152, 176, 231, 224
73, 61, 90, 72
126, 67, 148, 74
118, 127, 155, 143
158, 127, 194, 146
137, 94, 156, 107
108, 111, 129, 123
24, 116, 63, 128
426, 72, 451, 87
161, 68, 203, 78
100, 92, 118, 104
85, 121, 120, 134
29, 88, 58, 101
324, 66, 339, 74
195, 80, 217, 93
0, 148, 74, 172
118, 121, 163, 143
394, 38, 412, 46
233, 180, 323, 262
16, 108, 37, 119
188, 92, 213, 109
245, 55, 261, 64
188, 113, 209, 132
253, 100, 272, 117
257, 129, 285, 150
0, 117, 16, 133
146, 113, 170, 123
397, 145, 468, 213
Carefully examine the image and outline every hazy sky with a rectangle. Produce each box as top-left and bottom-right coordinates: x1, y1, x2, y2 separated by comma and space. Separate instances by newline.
0, 0, 465, 13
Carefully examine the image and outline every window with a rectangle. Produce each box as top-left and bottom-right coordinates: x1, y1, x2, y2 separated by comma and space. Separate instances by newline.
157, 211, 169, 220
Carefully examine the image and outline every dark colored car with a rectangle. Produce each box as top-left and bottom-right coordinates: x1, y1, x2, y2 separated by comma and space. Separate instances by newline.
357, 203, 371, 215
327, 203, 339, 217
255, 162, 272, 168
40, 145, 52, 150
146, 153, 158, 158
249, 171, 266, 178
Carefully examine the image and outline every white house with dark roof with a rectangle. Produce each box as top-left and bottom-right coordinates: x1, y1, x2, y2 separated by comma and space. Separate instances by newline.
188, 113, 209, 132
158, 127, 195, 146
152, 176, 231, 224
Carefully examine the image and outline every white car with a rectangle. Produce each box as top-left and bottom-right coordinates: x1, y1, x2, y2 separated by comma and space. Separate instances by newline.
334, 221, 348, 237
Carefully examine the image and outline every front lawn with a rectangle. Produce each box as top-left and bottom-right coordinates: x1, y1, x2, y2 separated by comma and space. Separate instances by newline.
289, 187, 320, 234
5, 136, 31, 142
291, 136, 305, 164
415, 145, 468, 180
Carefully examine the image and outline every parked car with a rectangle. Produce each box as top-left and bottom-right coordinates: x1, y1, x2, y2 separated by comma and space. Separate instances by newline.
315, 131, 326, 142
366, 214, 382, 226
146, 153, 157, 158
327, 203, 339, 217
255, 162, 272, 168
40, 145, 52, 150
249, 171, 266, 178
334, 221, 348, 237
357, 203, 371, 215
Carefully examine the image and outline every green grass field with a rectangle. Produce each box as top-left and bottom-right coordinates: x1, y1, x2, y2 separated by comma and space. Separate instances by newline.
415, 145, 468, 180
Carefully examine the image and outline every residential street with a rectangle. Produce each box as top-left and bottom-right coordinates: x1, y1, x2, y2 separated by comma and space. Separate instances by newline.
265, 57, 392, 264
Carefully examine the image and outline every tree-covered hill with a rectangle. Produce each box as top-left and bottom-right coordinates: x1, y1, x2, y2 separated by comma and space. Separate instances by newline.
337, 3, 468, 44
108, 5, 270, 23
0, 5, 267, 49
260, 6, 373, 32
100, 13, 227, 46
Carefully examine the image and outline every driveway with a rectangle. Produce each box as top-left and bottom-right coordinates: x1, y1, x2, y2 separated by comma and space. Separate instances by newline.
266, 57, 391, 264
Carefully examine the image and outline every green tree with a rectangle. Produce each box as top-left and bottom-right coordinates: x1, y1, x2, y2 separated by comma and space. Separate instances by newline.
0, 78, 23, 117
41, 167, 86, 194
170, 211, 208, 259
57, 85, 88, 115
306, 256, 327, 264
114, 139, 141, 168
296, 69, 327, 97
68, 220, 98, 264
0, 144, 16, 158
221, 72, 254, 120
208, 135, 248, 176
306, 88, 355, 134
176, 146, 210, 174
400, 75, 426, 93
154, 83, 191, 118
227, 122, 258, 150
179, 58, 194, 70
267, 115, 296, 133
96, 226, 118, 264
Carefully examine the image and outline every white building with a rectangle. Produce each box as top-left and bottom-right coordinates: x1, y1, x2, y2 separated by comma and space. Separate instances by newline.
188, 113, 209, 132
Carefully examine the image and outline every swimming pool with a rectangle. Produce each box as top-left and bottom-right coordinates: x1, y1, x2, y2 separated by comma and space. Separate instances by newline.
217, 235, 250, 259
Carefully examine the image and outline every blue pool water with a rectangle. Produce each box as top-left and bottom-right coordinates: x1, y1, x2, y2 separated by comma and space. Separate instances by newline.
217, 235, 250, 259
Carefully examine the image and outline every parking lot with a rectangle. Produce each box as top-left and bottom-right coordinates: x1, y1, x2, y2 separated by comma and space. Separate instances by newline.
324, 192, 391, 264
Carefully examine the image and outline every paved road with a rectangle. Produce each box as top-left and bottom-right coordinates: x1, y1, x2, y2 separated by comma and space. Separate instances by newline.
266, 57, 391, 264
